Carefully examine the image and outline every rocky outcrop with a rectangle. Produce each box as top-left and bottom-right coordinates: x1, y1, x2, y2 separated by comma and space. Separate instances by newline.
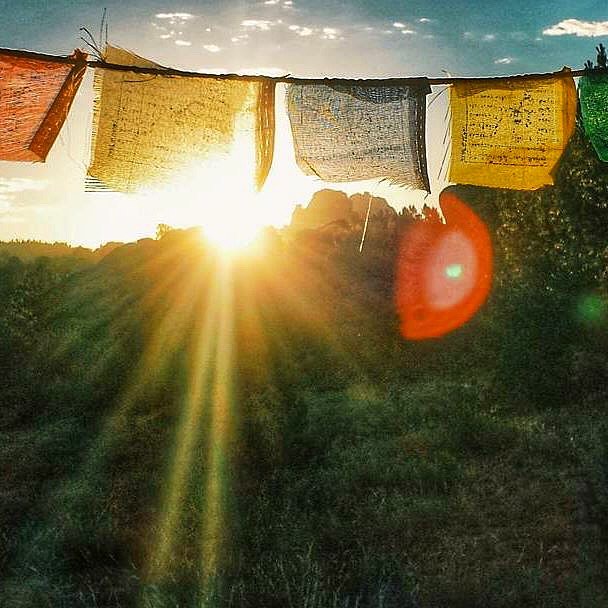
290, 189, 354, 230
349, 193, 397, 221
290, 189, 396, 231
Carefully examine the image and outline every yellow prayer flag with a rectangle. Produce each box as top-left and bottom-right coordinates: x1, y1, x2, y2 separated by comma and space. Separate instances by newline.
449, 72, 576, 190
87, 46, 274, 193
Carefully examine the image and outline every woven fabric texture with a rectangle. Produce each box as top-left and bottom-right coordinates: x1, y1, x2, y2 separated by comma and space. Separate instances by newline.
579, 73, 608, 162
287, 81, 431, 191
0, 52, 86, 162
87, 46, 275, 193
449, 73, 577, 190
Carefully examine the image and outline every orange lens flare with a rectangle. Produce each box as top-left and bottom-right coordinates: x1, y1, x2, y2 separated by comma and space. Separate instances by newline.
395, 190, 493, 340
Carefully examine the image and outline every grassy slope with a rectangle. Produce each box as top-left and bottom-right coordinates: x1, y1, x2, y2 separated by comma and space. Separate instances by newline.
0, 230, 606, 608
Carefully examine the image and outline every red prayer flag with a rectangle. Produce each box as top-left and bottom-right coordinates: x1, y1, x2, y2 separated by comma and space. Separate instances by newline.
0, 50, 87, 162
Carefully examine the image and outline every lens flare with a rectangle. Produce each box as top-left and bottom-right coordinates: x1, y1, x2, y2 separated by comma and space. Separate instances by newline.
577, 294, 607, 325
395, 190, 493, 340
445, 263, 463, 279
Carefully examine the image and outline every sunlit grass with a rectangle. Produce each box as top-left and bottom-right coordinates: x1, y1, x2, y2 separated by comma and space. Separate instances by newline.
3, 184, 606, 607
148, 266, 224, 580
201, 270, 234, 582
145, 255, 236, 592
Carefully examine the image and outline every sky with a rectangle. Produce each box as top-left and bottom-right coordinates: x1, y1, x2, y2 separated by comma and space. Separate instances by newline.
0, 0, 607, 247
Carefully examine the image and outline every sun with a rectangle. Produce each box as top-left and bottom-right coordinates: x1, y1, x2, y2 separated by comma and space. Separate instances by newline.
190, 158, 268, 252
149, 131, 271, 252
199, 195, 263, 252
78, 86, 322, 249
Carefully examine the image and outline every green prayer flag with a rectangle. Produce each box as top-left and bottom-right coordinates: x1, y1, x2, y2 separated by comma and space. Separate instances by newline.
579, 74, 608, 162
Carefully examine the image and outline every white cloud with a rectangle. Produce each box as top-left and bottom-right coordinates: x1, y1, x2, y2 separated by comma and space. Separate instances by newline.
393, 22, 406, 28
483, 34, 496, 41
321, 27, 340, 40
241, 19, 275, 30
203, 44, 221, 53
418, 17, 432, 23
175, 39, 191, 46
160, 33, 172, 39
155, 12, 194, 20
463, 31, 474, 39
402, 29, 416, 35
264, 0, 279, 4
297, 27, 313, 36
543, 19, 608, 37
494, 57, 514, 64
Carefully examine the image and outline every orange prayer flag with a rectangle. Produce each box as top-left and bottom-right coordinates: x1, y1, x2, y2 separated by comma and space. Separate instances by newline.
0, 50, 87, 162
449, 72, 577, 190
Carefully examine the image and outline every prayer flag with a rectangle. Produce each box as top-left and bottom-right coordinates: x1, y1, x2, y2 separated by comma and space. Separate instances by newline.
0, 50, 86, 162
449, 72, 577, 190
287, 81, 431, 191
579, 73, 608, 162
87, 46, 275, 192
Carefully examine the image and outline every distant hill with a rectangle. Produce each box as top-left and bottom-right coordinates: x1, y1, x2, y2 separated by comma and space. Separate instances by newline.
0, 189, 400, 266
0, 240, 125, 263
287, 190, 401, 252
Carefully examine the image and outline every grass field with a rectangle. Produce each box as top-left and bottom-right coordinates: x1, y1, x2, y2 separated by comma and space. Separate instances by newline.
1, 192, 607, 607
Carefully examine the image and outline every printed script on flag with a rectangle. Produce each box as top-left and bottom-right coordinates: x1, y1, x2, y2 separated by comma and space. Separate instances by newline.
449, 73, 577, 190
87, 46, 274, 193
287, 82, 431, 191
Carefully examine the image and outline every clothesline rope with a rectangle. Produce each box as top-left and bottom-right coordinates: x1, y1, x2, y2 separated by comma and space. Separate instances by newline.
1, 45, 606, 85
